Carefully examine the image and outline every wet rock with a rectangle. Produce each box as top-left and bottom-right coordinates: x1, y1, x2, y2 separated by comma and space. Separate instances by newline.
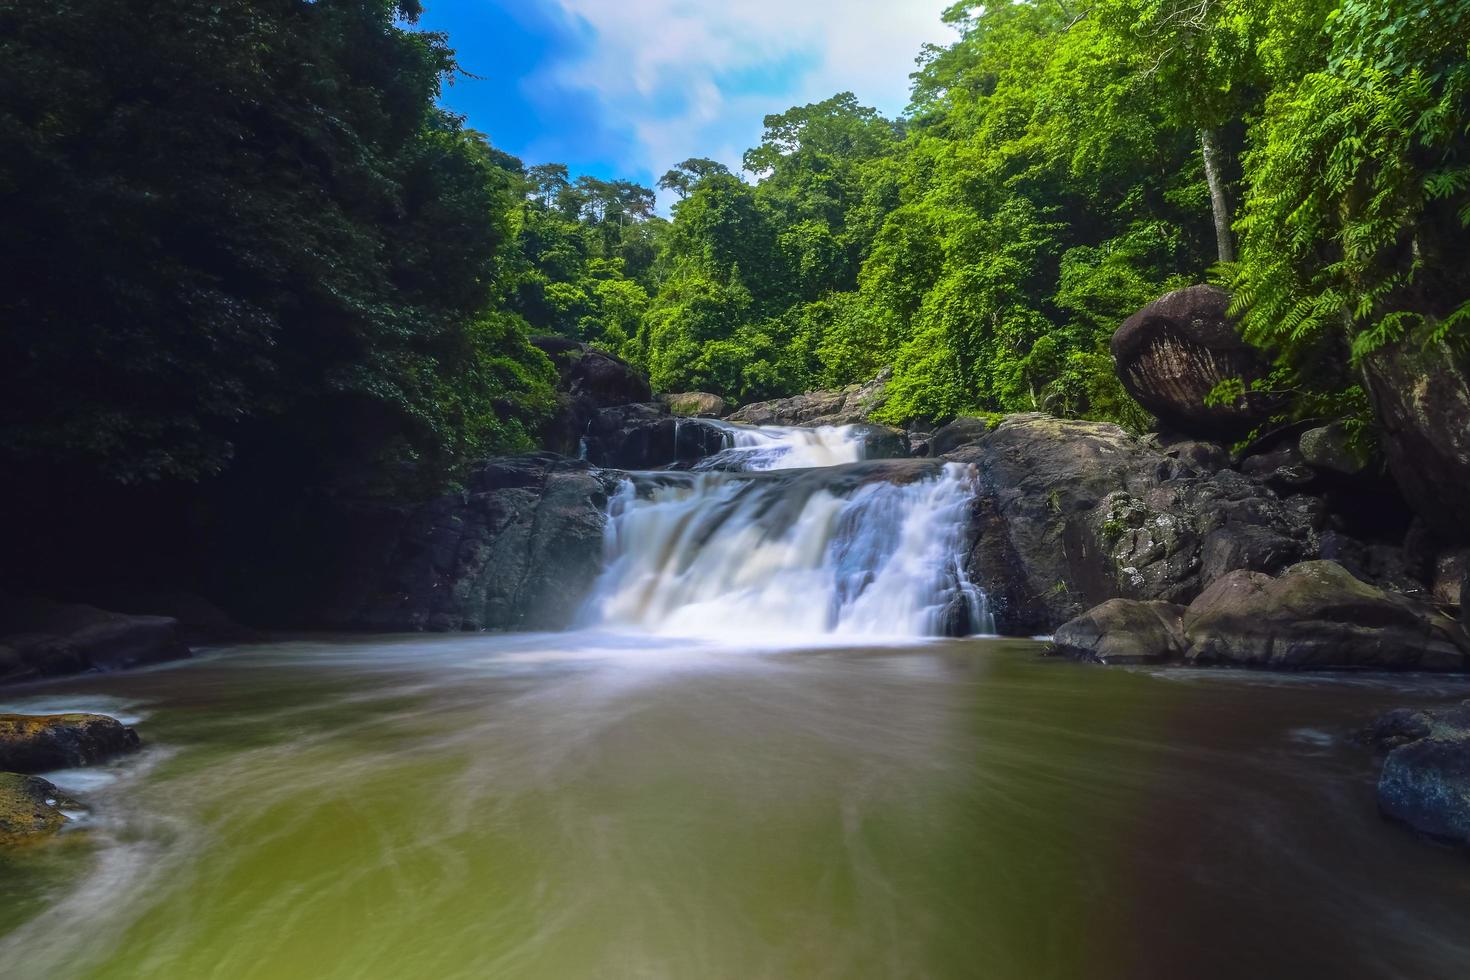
1111, 285, 1276, 438
1362, 332, 1470, 539
1371, 700, 1470, 845
0, 713, 140, 773
850, 424, 910, 460
0, 596, 191, 685
583, 403, 728, 469
0, 773, 77, 846
1052, 599, 1185, 665
323, 454, 622, 632
534, 338, 653, 455
942, 414, 1317, 634
659, 392, 728, 417
726, 369, 890, 426
1183, 561, 1468, 670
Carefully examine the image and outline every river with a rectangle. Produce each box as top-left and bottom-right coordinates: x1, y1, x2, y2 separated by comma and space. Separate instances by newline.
2, 425, 1469, 978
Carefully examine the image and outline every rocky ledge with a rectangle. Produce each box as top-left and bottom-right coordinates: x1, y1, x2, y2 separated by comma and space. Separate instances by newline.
0, 595, 191, 685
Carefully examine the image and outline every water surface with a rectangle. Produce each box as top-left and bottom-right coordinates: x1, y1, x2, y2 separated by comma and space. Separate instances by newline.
2, 634, 1469, 979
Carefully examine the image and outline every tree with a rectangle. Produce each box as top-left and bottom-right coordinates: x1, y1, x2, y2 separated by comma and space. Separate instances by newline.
657, 158, 731, 199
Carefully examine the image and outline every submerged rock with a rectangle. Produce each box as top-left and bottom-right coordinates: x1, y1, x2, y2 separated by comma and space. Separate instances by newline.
0, 713, 141, 773
0, 773, 77, 846
0, 595, 191, 685
1112, 285, 1275, 438
1369, 701, 1470, 845
726, 369, 889, 426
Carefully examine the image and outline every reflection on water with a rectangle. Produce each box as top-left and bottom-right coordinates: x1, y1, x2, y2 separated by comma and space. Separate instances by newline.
2, 634, 1469, 980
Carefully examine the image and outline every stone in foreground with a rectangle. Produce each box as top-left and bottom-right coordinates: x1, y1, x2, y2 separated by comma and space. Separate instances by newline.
0, 773, 77, 846
1370, 701, 1470, 846
0, 713, 141, 774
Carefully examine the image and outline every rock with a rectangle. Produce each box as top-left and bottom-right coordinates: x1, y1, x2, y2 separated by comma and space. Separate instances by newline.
1199, 525, 1302, 588
659, 392, 728, 417
1372, 700, 1470, 845
726, 369, 890, 426
1362, 331, 1470, 540
1432, 549, 1470, 608
322, 454, 622, 632
1299, 423, 1370, 476
1052, 599, 1185, 665
75, 588, 256, 645
0, 596, 191, 685
927, 417, 996, 458
534, 338, 653, 455
1112, 285, 1275, 438
941, 414, 1314, 634
849, 424, 910, 460
1144, 433, 1231, 475
0, 713, 141, 773
0, 773, 77, 846
583, 403, 729, 469
1182, 561, 1468, 670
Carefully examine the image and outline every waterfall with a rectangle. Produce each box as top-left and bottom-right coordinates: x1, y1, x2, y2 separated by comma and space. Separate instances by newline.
580, 424, 992, 640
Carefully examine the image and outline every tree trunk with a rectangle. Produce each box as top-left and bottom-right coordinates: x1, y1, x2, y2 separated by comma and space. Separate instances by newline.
1200, 128, 1236, 264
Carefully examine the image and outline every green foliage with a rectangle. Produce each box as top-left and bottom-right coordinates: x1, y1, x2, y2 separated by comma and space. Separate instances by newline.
0, 0, 554, 493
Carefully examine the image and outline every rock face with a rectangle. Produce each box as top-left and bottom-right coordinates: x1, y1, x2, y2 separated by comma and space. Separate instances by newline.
726, 369, 889, 426
0, 596, 191, 685
659, 392, 728, 417
1362, 333, 1470, 540
1112, 285, 1275, 437
942, 414, 1314, 634
534, 337, 653, 455
1052, 599, 1184, 665
1369, 701, 1470, 845
582, 403, 729, 470
0, 713, 141, 773
0, 773, 75, 846
1055, 561, 1469, 670
325, 454, 622, 632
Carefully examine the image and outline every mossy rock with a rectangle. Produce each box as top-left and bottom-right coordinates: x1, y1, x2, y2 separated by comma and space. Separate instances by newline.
0, 713, 140, 773
0, 773, 76, 846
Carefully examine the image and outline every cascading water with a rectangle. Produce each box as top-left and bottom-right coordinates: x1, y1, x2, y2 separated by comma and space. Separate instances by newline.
580, 423, 992, 640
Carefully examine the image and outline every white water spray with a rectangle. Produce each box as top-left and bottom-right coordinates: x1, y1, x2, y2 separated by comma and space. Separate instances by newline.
580, 424, 991, 640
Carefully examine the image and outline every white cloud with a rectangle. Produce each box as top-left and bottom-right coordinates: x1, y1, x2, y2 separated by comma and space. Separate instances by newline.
541, 0, 955, 200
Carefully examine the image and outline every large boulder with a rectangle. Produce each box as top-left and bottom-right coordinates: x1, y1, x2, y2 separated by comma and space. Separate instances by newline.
1112, 285, 1275, 438
1182, 561, 1468, 669
0, 713, 141, 773
0, 773, 76, 846
1052, 599, 1185, 665
1369, 701, 1470, 845
1362, 332, 1470, 540
0, 596, 191, 685
322, 454, 623, 632
942, 414, 1315, 634
726, 369, 889, 426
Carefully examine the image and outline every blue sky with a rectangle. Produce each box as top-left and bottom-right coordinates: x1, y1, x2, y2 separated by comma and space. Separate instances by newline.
415, 0, 955, 206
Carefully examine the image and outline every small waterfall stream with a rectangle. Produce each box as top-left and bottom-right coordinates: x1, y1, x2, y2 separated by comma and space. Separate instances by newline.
581, 424, 991, 639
